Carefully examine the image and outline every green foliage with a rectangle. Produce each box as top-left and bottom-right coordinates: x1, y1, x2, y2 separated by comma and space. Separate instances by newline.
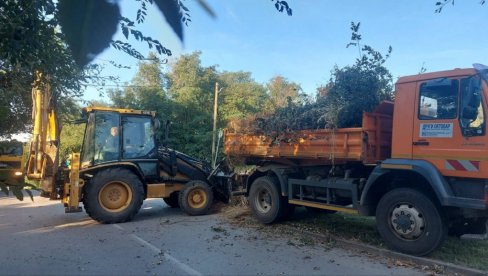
273, 0, 293, 15
0, 0, 111, 137
54, 0, 291, 67
265, 76, 302, 111
58, 0, 120, 67
164, 52, 217, 159
56, 0, 181, 66
218, 71, 268, 122
107, 51, 273, 160
325, 64, 392, 128
435, 0, 485, 13
240, 22, 394, 137
108, 52, 169, 147
255, 96, 328, 134
325, 22, 393, 127
0, 181, 36, 201
59, 124, 86, 163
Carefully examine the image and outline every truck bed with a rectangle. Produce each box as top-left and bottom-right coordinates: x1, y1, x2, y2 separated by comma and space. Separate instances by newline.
224, 101, 394, 165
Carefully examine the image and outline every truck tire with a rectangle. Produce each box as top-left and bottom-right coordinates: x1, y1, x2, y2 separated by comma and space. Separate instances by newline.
163, 192, 179, 208
376, 188, 447, 256
249, 176, 291, 224
83, 168, 144, 224
178, 180, 213, 216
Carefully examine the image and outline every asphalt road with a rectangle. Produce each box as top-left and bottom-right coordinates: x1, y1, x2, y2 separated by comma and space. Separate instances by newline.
0, 193, 426, 275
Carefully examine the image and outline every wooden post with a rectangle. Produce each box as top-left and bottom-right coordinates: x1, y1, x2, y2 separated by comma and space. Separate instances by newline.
211, 82, 219, 168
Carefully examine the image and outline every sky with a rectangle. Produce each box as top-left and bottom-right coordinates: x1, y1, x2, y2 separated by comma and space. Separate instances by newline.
82, 0, 488, 101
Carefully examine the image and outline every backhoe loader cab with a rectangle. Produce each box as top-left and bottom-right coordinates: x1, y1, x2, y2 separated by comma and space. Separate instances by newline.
65, 107, 223, 223
80, 107, 158, 172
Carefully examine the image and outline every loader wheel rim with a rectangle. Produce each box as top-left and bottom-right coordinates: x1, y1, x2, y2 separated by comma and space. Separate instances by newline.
389, 203, 425, 240
188, 188, 207, 209
255, 187, 272, 214
98, 181, 132, 213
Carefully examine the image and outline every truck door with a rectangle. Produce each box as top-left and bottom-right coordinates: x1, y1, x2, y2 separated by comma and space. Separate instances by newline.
412, 75, 488, 178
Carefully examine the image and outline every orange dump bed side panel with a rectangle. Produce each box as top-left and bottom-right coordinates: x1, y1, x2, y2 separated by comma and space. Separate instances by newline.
224, 102, 393, 165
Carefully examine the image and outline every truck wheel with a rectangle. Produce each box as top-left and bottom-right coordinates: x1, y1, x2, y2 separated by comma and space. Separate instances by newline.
83, 168, 144, 224
376, 188, 447, 256
163, 192, 179, 208
249, 176, 289, 224
178, 180, 213, 216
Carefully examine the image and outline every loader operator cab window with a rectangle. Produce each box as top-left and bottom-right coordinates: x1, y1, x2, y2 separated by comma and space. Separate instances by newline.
419, 78, 458, 120
122, 116, 155, 159
460, 76, 485, 137
94, 112, 120, 163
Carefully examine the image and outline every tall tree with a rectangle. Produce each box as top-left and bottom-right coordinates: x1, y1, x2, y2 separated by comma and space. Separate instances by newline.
109, 53, 167, 111
164, 52, 218, 159
218, 71, 268, 123
324, 22, 393, 127
265, 76, 301, 111
0, 0, 106, 137
107, 52, 169, 145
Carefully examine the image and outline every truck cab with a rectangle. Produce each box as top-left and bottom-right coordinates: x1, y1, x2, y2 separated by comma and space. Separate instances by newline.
361, 64, 488, 254
377, 65, 488, 211
393, 66, 488, 181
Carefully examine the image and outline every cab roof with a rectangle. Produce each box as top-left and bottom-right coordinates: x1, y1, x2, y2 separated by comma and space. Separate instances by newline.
83, 106, 156, 117
397, 68, 476, 84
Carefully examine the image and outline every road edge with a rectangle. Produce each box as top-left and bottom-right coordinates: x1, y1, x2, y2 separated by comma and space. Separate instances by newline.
284, 226, 487, 276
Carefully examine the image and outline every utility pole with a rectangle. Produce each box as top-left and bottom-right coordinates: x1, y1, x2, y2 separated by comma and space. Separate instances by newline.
211, 82, 219, 168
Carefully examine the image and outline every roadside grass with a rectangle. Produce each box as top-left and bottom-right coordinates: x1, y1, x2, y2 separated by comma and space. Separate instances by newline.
285, 209, 488, 271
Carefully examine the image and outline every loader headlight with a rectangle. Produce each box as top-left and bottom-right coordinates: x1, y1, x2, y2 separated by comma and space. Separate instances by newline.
14, 171, 23, 176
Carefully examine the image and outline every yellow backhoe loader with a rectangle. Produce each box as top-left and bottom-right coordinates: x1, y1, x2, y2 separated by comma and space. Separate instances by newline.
26, 72, 230, 223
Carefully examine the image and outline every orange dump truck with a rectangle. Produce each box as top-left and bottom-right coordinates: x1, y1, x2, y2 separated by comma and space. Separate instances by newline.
224, 64, 488, 256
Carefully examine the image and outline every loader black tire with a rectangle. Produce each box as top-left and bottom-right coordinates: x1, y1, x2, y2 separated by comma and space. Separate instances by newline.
83, 168, 144, 224
376, 188, 447, 256
163, 192, 180, 208
249, 176, 291, 224
178, 180, 213, 216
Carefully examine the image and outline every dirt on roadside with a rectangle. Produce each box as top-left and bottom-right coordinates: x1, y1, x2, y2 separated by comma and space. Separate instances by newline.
217, 200, 454, 276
